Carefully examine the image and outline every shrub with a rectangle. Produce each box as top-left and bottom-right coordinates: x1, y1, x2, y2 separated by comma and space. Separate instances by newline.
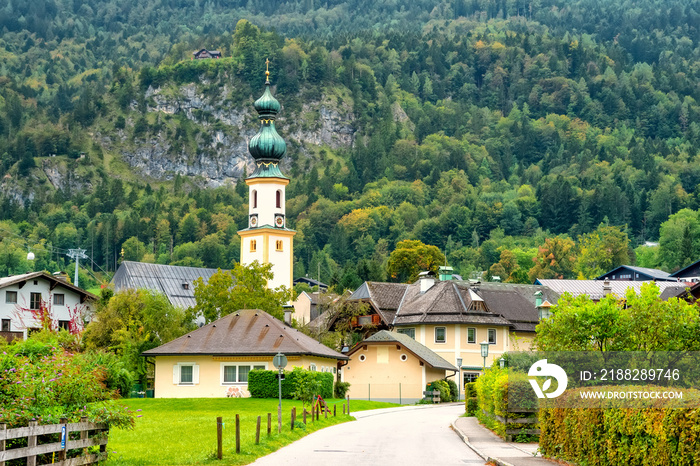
248, 368, 333, 400
427, 380, 451, 402
465, 382, 477, 398
475, 367, 538, 438
334, 381, 351, 399
445, 378, 458, 401
0, 339, 134, 429
465, 397, 478, 416
539, 386, 700, 465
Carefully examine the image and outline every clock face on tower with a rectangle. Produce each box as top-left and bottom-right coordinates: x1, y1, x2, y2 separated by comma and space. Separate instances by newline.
249, 214, 258, 228
274, 214, 285, 228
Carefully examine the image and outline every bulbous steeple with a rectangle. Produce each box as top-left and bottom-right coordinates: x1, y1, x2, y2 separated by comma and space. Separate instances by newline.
247, 60, 288, 178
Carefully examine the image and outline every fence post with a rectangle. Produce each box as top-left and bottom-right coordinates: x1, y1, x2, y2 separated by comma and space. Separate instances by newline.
343, 404, 345, 415
311, 405, 314, 423
267, 413, 271, 436
216, 417, 223, 460
325, 405, 328, 419
26, 420, 37, 466
256, 416, 261, 445
333, 404, 336, 417
235, 414, 240, 454
1, 423, 5, 466
291, 407, 295, 430
347, 396, 350, 416
80, 416, 88, 457
58, 417, 67, 463
303, 409, 307, 424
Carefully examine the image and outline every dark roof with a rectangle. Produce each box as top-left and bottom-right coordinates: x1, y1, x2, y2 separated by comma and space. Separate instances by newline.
472, 283, 545, 332
111, 261, 220, 309
670, 259, 700, 279
143, 309, 348, 360
349, 281, 408, 310
392, 281, 512, 327
293, 277, 329, 290
0, 271, 97, 301
596, 265, 673, 281
535, 279, 689, 301
350, 330, 457, 371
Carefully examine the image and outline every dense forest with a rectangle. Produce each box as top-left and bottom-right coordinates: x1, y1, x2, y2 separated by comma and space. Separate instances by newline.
2, 0, 700, 290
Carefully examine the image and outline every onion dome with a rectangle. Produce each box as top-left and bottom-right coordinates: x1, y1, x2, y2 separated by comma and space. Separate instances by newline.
248, 62, 287, 168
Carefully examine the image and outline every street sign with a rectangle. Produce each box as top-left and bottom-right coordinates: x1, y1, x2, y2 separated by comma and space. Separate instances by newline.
61, 425, 66, 449
273, 352, 287, 369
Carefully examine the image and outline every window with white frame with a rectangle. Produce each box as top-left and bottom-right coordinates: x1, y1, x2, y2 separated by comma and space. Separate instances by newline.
467, 327, 476, 344
221, 363, 266, 384
397, 328, 415, 339
488, 328, 497, 345
173, 363, 199, 385
435, 327, 446, 343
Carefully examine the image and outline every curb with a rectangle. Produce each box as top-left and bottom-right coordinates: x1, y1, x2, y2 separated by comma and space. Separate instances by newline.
451, 419, 517, 466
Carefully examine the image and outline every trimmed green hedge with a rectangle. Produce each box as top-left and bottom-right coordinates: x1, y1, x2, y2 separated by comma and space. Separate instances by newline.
248, 368, 333, 399
475, 367, 538, 438
465, 381, 478, 416
539, 386, 700, 465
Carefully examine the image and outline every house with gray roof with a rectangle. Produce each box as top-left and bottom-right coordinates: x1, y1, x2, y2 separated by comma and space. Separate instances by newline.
142, 308, 348, 398
595, 265, 675, 282
535, 279, 688, 302
111, 261, 220, 310
344, 330, 457, 403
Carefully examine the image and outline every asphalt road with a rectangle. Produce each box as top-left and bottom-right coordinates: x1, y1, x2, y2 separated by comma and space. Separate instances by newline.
251, 403, 486, 466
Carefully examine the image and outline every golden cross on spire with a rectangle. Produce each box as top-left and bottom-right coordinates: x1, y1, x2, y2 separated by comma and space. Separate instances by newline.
265, 58, 270, 81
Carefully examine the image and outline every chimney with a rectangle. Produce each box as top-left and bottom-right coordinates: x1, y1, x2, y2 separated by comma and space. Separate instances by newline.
52, 271, 69, 282
283, 305, 294, 326
603, 279, 612, 296
418, 271, 436, 293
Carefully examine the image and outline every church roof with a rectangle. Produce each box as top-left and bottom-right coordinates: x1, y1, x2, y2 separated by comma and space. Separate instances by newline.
248, 64, 287, 168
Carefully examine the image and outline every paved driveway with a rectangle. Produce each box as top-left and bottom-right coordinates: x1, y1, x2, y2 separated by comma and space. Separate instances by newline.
251, 403, 486, 466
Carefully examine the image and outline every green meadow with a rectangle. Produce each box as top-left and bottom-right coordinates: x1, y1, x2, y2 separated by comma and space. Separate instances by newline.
105, 398, 400, 465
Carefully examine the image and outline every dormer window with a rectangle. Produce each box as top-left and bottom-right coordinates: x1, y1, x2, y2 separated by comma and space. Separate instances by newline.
182, 283, 189, 290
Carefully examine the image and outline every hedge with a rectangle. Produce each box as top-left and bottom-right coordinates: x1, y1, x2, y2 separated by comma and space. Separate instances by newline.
426, 380, 451, 402
465, 382, 478, 416
248, 368, 333, 400
539, 386, 700, 465
475, 367, 538, 438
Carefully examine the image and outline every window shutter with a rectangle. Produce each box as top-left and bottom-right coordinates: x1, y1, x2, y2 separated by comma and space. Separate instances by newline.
193, 364, 200, 384
173, 365, 179, 384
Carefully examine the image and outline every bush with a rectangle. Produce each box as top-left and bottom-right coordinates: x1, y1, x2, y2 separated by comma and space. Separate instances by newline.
466, 397, 478, 416
465, 382, 477, 398
475, 367, 538, 438
0, 339, 134, 429
334, 381, 351, 399
248, 368, 333, 400
427, 380, 451, 402
539, 386, 700, 465
445, 378, 458, 401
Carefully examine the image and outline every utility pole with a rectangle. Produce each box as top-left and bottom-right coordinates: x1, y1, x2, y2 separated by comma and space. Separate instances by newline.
67, 249, 88, 287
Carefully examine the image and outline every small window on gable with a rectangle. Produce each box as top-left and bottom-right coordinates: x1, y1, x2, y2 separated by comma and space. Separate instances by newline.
276, 240, 283, 251
250, 240, 257, 252
30, 292, 41, 310
6, 291, 17, 304
53, 294, 65, 306
252, 190, 257, 209
276, 190, 282, 208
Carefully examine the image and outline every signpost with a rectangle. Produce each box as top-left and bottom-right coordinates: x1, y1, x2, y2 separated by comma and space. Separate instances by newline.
272, 352, 287, 433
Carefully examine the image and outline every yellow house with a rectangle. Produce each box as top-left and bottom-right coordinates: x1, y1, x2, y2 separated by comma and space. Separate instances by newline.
142, 309, 348, 398
344, 330, 457, 403
346, 274, 554, 388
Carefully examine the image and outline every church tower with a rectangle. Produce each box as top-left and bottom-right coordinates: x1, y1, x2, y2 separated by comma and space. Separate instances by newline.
238, 63, 295, 290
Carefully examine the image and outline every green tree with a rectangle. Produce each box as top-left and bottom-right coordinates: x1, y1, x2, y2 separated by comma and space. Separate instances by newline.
190, 261, 291, 323
386, 239, 445, 283
574, 224, 631, 279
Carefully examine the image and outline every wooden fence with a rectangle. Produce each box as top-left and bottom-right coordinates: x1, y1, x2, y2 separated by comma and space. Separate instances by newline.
0, 418, 108, 466
481, 408, 540, 441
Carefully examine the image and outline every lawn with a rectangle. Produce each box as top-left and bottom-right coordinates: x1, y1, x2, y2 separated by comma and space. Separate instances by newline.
105, 398, 400, 465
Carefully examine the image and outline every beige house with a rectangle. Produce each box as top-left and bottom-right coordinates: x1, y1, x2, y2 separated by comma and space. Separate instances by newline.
346, 274, 553, 388
142, 309, 348, 398
344, 330, 457, 403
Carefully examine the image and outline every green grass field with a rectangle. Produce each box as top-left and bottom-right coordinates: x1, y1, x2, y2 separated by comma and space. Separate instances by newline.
105, 398, 400, 465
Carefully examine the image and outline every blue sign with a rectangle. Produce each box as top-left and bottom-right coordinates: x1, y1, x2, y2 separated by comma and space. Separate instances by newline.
61, 425, 66, 449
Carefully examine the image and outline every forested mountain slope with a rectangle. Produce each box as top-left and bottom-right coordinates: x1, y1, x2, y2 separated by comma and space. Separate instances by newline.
1, 1, 700, 289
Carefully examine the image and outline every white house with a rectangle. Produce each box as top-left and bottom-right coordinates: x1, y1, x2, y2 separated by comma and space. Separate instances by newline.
0, 271, 97, 341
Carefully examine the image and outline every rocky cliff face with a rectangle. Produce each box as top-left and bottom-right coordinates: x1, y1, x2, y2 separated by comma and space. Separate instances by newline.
107, 82, 356, 187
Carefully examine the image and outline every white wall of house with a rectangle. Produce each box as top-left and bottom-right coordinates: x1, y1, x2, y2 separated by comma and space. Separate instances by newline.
0, 277, 93, 338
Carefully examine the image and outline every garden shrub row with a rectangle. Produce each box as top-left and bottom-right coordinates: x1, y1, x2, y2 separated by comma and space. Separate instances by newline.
465, 382, 477, 416
475, 367, 538, 438
539, 386, 700, 466
248, 368, 333, 400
